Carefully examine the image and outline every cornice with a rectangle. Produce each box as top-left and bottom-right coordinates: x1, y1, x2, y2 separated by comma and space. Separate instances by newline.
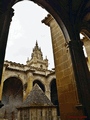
5, 67, 35, 73
17, 105, 56, 109
33, 69, 55, 77
33, 72, 46, 77
4, 60, 53, 74
4, 60, 26, 67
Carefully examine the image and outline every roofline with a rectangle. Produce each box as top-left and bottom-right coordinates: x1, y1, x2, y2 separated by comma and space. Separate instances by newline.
17, 105, 57, 109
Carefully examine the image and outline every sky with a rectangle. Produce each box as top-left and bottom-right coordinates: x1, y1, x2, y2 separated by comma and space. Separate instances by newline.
5, 1, 55, 69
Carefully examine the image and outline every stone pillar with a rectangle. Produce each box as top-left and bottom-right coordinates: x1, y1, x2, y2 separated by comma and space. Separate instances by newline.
45, 90, 51, 100
0, 8, 14, 84
0, 7, 14, 108
0, 67, 5, 108
68, 39, 90, 119
23, 73, 33, 100
45, 84, 51, 100
42, 15, 84, 119
0, 66, 5, 102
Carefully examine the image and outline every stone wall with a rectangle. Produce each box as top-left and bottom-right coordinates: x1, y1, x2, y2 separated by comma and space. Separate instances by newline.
17, 107, 58, 120
42, 15, 84, 119
0, 60, 57, 119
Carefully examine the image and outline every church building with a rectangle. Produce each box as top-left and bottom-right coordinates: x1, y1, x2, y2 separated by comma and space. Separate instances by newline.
0, 41, 59, 119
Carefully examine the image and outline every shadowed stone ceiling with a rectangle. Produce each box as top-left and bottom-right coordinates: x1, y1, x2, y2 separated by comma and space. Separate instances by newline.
0, 0, 90, 37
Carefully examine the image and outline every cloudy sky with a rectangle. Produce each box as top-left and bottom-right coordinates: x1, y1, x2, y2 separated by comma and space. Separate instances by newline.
5, 1, 55, 69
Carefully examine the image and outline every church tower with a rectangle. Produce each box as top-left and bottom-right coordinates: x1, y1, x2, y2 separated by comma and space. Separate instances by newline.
26, 41, 48, 69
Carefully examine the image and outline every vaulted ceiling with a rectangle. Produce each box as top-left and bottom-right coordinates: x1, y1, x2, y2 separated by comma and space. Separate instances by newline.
0, 0, 90, 36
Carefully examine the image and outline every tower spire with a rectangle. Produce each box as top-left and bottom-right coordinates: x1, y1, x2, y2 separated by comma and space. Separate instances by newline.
36, 40, 38, 47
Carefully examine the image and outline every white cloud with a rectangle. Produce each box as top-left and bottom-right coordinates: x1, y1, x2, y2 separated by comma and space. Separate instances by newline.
7, 17, 23, 47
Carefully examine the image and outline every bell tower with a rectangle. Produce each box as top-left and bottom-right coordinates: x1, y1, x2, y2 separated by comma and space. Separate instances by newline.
26, 41, 48, 69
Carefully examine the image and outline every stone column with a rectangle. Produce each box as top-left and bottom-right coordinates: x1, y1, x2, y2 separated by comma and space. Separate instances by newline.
0, 7, 14, 107
0, 66, 6, 108
68, 38, 90, 119
23, 73, 33, 100
42, 14, 90, 119
45, 90, 51, 100
0, 8, 14, 83
45, 84, 51, 100
42, 15, 84, 118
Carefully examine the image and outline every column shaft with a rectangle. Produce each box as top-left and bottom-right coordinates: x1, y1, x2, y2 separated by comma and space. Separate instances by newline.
68, 39, 90, 119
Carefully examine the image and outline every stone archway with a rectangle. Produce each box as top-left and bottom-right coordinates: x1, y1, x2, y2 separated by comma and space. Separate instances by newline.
0, 77, 23, 120
0, 0, 90, 119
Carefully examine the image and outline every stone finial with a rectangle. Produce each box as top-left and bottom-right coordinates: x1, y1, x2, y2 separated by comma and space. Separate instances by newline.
36, 40, 38, 47
45, 56, 48, 60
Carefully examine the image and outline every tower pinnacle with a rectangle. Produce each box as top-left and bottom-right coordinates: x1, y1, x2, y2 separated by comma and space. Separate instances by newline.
26, 41, 48, 69
36, 40, 38, 47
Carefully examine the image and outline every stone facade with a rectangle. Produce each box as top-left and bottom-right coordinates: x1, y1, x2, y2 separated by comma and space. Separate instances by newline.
0, 41, 59, 119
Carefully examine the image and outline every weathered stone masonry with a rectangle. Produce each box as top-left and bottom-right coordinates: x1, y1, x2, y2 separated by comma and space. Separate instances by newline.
0, 41, 58, 119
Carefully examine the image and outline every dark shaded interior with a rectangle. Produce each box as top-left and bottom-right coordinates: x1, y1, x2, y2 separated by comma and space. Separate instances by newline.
0, 77, 23, 119
50, 79, 60, 116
